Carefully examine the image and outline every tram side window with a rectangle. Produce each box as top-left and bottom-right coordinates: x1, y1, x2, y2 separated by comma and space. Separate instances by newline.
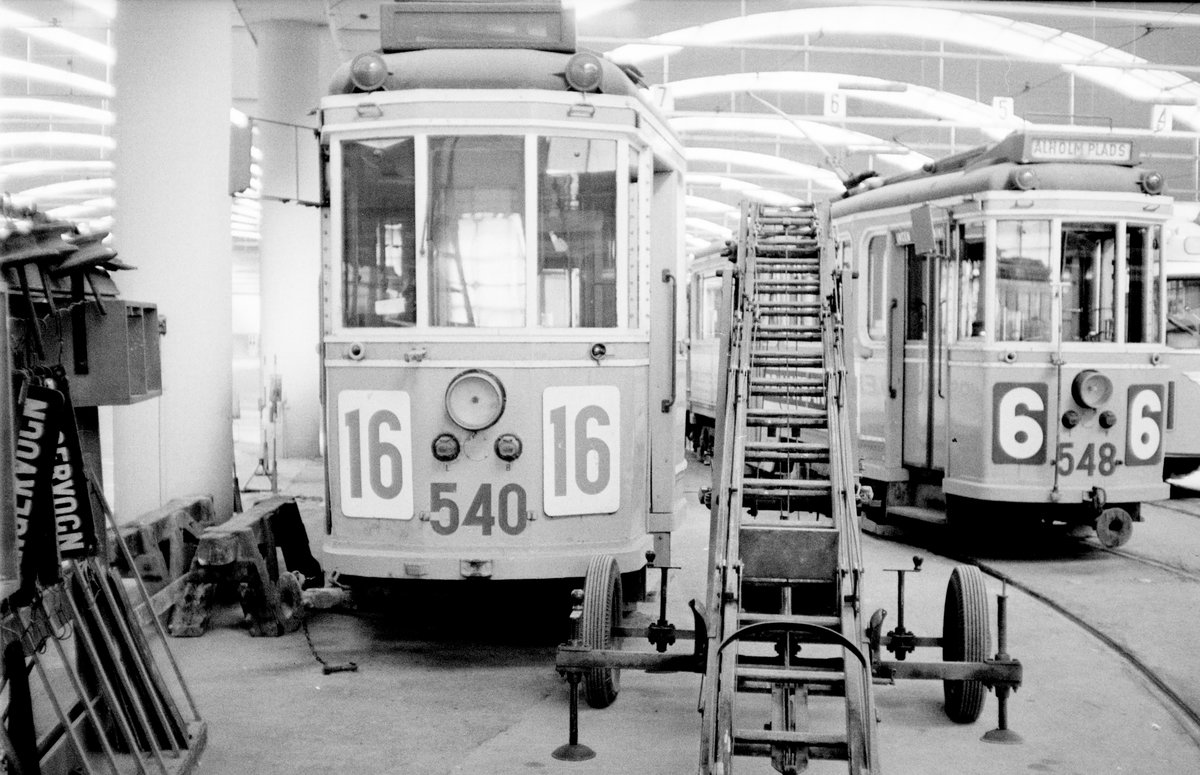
866, 235, 887, 340
537, 137, 618, 328
429, 136, 526, 327
341, 138, 417, 328
957, 232, 985, 339
996, 221, 1052, 342
1125, 225, 1162, 344
1061, 223, 1117, 343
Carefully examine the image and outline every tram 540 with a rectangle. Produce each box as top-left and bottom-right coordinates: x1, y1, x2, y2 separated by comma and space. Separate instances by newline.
317, 0, 687, 620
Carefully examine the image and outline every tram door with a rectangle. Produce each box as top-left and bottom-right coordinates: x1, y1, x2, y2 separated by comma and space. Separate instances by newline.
901, 220, 951, 470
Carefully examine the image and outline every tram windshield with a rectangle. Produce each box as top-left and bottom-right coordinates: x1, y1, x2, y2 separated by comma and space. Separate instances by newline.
988, 219, 1161, 344
1167, 277, 1200, 348
338, 133, 629, 330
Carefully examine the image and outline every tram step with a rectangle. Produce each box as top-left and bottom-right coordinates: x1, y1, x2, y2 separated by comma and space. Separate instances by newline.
733, 729, 848, 761
887, 505, 949, 525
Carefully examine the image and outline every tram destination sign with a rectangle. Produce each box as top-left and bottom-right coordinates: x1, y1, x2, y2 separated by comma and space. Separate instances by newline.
1024, 136, 1135, 165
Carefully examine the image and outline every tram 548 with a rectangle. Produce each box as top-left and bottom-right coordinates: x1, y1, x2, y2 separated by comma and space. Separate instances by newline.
833, 131, 1173, 547
317, 2, 687, 604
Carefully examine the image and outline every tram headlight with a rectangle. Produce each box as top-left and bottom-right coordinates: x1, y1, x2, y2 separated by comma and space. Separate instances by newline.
1071, 369, 1114, 409
432, 433, 461, 462
1010, 168, 1038, 191
494, 433, 523, 462
349, 52, 389, 92
1140, 170, 1165, 195
564, 52, 603, 93
445, 369, 506, 431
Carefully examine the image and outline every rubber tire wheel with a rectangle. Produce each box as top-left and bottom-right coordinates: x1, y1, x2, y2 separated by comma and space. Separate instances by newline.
942, 565, 990, 723
582, 555, 623, 708
1095, 507, 1133, 549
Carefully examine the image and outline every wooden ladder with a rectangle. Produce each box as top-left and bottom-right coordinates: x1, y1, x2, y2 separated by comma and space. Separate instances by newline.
700, 202, 879, 775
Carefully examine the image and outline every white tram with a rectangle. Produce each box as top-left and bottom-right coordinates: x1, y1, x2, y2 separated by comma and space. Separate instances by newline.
834, 131, 1174, 546
317, 3, 687, 600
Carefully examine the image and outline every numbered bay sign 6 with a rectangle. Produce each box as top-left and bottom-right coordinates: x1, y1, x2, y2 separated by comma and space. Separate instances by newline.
543, 385, 620, 517
338, 390, 414, 520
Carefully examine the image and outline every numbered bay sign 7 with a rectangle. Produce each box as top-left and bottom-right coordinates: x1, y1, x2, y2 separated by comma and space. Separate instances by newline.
339, 390, 414, 519
543, 385, 621, 517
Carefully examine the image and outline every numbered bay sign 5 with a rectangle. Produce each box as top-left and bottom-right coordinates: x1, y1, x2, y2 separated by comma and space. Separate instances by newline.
339, 390, 414, 519
543, 385, 620, 517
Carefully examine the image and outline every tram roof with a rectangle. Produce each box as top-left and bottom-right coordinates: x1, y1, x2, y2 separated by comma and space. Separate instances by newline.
327, 47, 644, 99
328, 2, 649, 102
832, 130, 1158, 216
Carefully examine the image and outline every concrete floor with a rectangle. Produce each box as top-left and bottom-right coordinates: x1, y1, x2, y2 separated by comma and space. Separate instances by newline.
157, 452, 1200, 774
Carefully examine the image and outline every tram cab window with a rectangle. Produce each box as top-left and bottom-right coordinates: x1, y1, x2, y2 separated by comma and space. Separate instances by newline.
537, 137, 618, 327
1060, 223, 1117, 343
1167, 277, 1200, 348
697, 274, 721, 339
865, 235, 888, 340
904, 247, 927, 341
996, 221, 1052, 342
341, 138, 417, 328
1125, 225, 1162, 344
429, 136, 527, 327
956, 229, 985, 339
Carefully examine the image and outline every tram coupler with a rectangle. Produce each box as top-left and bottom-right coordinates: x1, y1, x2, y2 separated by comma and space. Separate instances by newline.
883, 555, 923, 661
645, 550, 677, 653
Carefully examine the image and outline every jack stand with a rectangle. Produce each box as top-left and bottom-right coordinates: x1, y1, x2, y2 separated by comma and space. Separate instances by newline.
983, 584, 1023, 744
553, 589, 596, 762
551, 672, 595, 762
884, 556, 923, 660
645, 550, 678, 654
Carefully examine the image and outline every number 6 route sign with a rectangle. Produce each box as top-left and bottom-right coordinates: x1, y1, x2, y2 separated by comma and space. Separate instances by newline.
543, 386, 621, 517
338, 390, 414, 519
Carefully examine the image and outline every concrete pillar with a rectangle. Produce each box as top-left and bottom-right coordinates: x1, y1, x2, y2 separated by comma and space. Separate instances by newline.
255, 21, 330, 458
110, 0, 235, 521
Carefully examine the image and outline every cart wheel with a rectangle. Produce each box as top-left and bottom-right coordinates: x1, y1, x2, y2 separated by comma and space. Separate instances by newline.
942, 565, 990, 723
582, 555, 623, 708
1094, 507, 1133, 549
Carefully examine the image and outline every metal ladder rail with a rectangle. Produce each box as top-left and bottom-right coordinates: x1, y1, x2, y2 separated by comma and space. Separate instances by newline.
819, 207, 879, 772
701, 202, 879, 774
699, 201, 759, 774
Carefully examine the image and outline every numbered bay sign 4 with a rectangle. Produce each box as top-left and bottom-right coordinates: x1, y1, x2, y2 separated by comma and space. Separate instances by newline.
543, 385, 621, 517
